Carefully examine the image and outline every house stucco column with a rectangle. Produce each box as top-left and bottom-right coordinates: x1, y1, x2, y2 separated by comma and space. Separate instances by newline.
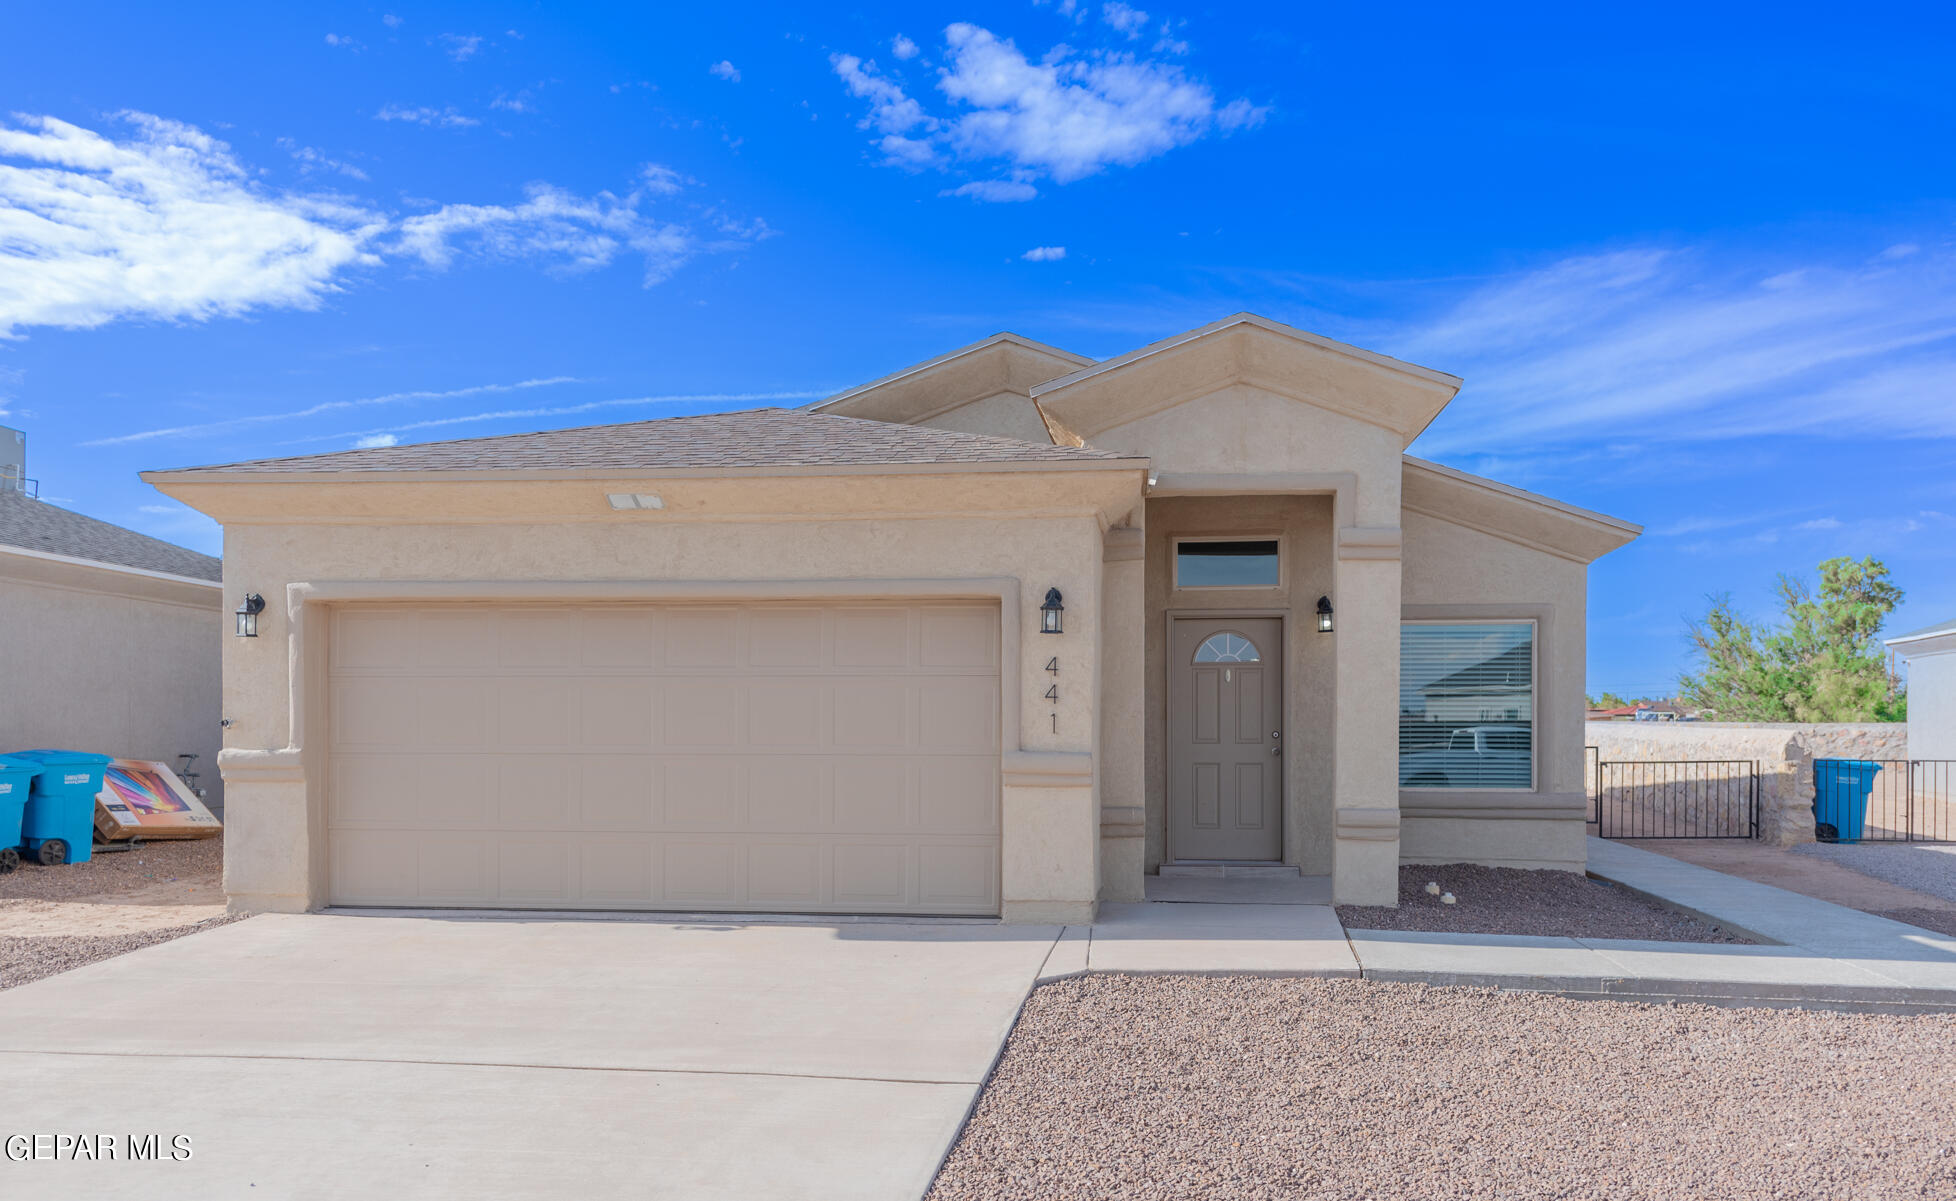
1331, 527, 1403, 904
1097, 522, 1146, 901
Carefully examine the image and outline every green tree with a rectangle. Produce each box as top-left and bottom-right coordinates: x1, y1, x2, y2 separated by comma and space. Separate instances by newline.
1679, 556, 1908, 722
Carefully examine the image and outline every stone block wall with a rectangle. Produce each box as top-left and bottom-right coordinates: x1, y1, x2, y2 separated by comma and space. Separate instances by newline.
1584, 723, 1909, 846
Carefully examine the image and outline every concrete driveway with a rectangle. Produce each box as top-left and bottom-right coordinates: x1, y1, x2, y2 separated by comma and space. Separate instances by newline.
0, 911, 1067, 1200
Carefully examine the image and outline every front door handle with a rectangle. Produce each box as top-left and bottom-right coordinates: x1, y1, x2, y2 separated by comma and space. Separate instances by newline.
1272, 745, 1282, 755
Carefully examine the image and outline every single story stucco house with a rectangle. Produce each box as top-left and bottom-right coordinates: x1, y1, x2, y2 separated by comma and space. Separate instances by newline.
0, 472, 225, 811
1889, 618, 1956, 762
146, 314, 1639, 921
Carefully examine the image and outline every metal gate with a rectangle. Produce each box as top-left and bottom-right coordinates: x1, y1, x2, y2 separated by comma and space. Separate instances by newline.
1589, 755, 1759, 840
1815, 759, 1956, 843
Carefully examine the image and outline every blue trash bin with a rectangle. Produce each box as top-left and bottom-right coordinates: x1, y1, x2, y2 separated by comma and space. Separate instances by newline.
0, 754, 36, 873
4, 749, 112, 865
1814, 759, 1883, 843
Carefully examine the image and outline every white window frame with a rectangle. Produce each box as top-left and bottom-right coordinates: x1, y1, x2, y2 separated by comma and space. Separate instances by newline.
1399, 618, 1539, 793
1171, 534, 1284, 591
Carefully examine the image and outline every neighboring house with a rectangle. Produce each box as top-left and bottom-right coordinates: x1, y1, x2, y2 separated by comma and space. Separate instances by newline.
1888, 618, 1956, 761
0, 473, 225, 813
145, 314, 1638, 920
1586, 701, 1686, 722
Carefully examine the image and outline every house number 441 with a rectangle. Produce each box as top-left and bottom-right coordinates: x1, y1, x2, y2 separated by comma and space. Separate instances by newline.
1045, 656, 1060, 733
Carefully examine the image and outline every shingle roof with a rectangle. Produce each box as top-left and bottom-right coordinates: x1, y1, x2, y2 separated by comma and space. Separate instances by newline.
160, 408, 1140, 476
1890, 617, 1956, 643
0, 489, 222, 582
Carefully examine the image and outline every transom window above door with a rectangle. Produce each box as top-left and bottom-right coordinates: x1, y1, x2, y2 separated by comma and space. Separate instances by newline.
1193, 632, 1261, 663
1174, 538, 1280, 588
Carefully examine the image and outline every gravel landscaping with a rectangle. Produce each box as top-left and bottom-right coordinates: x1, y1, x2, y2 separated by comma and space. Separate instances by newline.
0, 834, 222, 901
1795, 841, 1956, 905
1335, 863, 1748, 943
0, 913, 247, 992
930, 975, 1956, 1201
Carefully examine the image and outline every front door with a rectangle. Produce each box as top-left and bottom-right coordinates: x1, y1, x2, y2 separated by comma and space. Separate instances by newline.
1168, 617, 1283, 861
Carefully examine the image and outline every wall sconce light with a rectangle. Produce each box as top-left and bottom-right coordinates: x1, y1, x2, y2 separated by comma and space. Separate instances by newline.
1040, 587, 1064, 635
235, 593, 265, 638
1316, 595, 1334, 633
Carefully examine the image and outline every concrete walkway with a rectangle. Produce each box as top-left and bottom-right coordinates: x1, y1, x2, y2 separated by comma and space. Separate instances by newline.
0, 912, 1065, 1201
1335, 840, 1956, 1011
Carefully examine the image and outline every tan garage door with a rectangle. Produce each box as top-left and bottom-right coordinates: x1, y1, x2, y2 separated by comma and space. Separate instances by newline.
326, 601, 1001, 915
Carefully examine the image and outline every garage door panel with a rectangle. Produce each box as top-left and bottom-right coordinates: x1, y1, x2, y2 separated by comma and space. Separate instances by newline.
577, 678, 657, 747
833, 843, 912, 905
747, 608, 826, 667
499, 837, 577, 904
578, 609, 660, 667
577, 757, 659, 830
919, 844, 999, 909
581, 838, 658, 904
329, 602, 1000, 915
918, 680, 998, 751
833, 608, 910, 667
418, 610, 500, 668
919, 759, 999, 834
919, 609, 998, 668
662, 840, 743, 904
749, 759, 832, 831
663, 680, 738, 746
747, 681, 824, 746
666, 609, 738, 667
662, 758, 739, 830
495, 678, 574, 747
832, 682, 911, 748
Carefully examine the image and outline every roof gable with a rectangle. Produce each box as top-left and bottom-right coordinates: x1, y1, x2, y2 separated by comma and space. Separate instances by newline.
1401, 456, 1640, 564
810, 333, 1092, 430
1030, 314, 1462, 449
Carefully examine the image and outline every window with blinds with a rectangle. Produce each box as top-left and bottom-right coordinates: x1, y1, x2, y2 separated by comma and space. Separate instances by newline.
1399, 622, 1535, 790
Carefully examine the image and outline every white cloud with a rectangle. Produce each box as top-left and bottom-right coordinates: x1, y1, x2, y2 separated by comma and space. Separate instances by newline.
1022, 245, 1066, 261
394, 169, 734, 286
1101, 3, 1149, 37
354, 433, 399, 448
1796, 517, 1844, 530
709, 60, 741, 82
491, 91, 537, 114
2, 113, 770, 340
831, 24, 1264, 187
0, 113, 383, 337
376, 104, 478, 128
89, 377, 583, 446
891, 35, 919, 60
382, 14, 402, 28
277, 138, 368, 181
441, 33, 482, 61
324, 33, 363, 51
940, 179, 1039, 202
1395, 241, 1956, 452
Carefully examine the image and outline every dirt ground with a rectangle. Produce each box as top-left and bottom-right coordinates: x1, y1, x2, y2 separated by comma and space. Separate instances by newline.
930, 975, 1956, 1201
1336, 863, 1747, 942
0, 835, 233, 990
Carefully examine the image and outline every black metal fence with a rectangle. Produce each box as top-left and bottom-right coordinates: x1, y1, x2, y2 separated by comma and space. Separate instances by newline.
1589, 756, 1759, 839
1814, 759, 1956, 844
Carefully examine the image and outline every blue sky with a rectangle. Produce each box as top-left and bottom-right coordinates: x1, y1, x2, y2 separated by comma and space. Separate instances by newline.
3, 1, 1953, 698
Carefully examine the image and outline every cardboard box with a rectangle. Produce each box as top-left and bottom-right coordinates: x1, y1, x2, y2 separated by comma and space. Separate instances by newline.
93, 759, 222, 842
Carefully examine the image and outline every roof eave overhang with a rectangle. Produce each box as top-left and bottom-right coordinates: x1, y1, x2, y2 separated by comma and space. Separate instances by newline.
0, 542, 223, 593
809, 332, 1094, 425
1888, 628, 1956, 657
141, 455, 1149, 488
1401, 456, 1641, 564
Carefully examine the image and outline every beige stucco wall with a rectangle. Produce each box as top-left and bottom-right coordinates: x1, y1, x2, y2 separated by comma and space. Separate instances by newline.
1398, 507, 1590, 871
185, 468, 1139, 922
918, 392, 1054, 445
1139, 494, 1337, 873
0, 552, 224, 812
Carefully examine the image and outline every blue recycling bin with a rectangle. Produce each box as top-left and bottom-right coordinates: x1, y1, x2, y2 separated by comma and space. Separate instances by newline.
4, 749, 112, 865
1814, 759, 1883, 844
0, 754, 36, 872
